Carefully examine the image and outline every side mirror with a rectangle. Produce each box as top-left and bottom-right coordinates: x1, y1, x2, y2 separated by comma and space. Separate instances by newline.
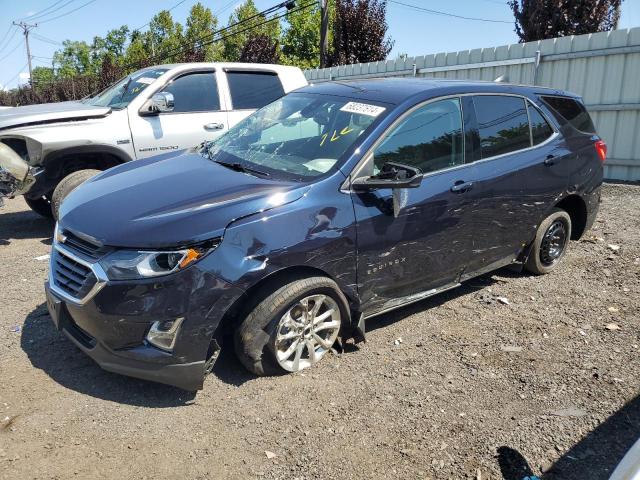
351, 162, 422, 218
141, 91, 175, 115
351, 162, 422, 190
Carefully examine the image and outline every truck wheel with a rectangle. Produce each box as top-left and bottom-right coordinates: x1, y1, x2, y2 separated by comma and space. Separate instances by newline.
525, 208, 572, 275
51, 169, 101, 220
234, 276, 348, 376
24, 194, 53, 219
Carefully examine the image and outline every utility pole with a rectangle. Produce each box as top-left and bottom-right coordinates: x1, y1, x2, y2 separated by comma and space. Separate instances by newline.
319, 0, 329, 68
12, 21, 37, 86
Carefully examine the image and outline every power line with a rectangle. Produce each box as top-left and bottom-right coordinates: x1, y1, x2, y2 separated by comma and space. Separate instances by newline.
139, 0, 307, 68
0, 37, 23, 63
31, 32, 63, 46
0, 25, 15, 49
18, 0, 74, 21
215, 0, 241, 18
2, 62, 28, 89
38, 0, 99, 24
132, 0, 191, 33
0, 27, 19, 55
388, 0, 512, 24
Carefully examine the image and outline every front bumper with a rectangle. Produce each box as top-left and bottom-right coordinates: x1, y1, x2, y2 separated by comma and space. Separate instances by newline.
45, 259, 244, 391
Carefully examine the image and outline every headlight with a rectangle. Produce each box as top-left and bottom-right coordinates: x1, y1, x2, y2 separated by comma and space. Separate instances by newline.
99, 241, 219, 281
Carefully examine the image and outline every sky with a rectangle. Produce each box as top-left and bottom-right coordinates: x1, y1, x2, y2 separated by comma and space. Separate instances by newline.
0, 0, 638, 90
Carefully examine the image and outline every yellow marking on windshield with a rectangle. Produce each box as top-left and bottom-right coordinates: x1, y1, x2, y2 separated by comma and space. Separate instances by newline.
319, 126, 356, 146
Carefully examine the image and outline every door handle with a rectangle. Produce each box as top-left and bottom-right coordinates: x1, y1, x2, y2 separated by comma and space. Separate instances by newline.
450, 181, 473, 193
544, 154, 556, 166
204, 122, 225, 131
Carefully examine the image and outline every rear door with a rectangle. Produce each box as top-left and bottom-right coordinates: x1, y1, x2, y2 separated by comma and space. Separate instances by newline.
129, 70, 229, 158
462, 94, 568, 278
222, 69, 286, 128
350, 97, 480, 314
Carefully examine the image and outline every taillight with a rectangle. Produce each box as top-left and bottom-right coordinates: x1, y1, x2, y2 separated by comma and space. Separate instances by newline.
595, 140, 607, 163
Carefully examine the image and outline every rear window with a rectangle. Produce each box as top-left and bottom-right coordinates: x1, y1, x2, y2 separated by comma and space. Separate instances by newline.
541, 96, 595, 133
226, 71, 285, 110
473, 95, 531, 158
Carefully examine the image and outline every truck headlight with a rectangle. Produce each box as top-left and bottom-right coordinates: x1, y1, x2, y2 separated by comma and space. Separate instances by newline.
99, 241, 219, 281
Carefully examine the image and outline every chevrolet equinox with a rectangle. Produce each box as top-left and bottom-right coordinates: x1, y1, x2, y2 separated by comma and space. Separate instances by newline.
45, 78, 605, 390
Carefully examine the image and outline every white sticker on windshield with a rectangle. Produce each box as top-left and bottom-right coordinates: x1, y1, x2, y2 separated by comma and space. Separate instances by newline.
340, 102, 386, 117
136, 77, 156, 85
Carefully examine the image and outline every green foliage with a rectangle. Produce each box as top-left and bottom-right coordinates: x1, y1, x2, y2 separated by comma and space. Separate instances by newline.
223, 0, 281, 62
184, 2, 222, 61
508, 0, 624, 42
53, 40, 93, 77
1, 0, 394, 105
281, 3, 323, 69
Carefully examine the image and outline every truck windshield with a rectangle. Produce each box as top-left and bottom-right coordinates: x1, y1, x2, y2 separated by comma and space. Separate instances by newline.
83, 68, 169, 109
206, 93, 386, 181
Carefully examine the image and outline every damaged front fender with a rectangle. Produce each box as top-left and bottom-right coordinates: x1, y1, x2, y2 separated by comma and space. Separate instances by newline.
0, 142, 35, 203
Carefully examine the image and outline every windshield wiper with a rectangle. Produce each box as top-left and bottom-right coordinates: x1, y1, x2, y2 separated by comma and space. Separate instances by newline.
213, 159, 270, 178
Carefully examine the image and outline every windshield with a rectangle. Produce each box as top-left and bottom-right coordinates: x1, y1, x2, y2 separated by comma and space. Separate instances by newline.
206, 93, 386, 181
84, 67, 169, 109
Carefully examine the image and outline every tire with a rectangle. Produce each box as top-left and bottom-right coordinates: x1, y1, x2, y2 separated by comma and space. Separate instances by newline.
234, 276, 349, 376
51, 169, 101, 220
24, 194, 53, 219
525, 208, 572, 275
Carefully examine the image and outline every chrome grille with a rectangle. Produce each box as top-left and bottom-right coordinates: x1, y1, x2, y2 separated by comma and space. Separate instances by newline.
52, 248, 98, 299
60, 229, 108, 260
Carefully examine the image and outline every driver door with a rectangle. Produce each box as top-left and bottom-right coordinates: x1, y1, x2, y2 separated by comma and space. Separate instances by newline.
349, 97, 480, 315
129, 70, 229, 159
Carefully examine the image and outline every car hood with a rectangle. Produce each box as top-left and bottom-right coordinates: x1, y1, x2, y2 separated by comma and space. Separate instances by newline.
59, 151, 309, 249
0, 101, 111, 131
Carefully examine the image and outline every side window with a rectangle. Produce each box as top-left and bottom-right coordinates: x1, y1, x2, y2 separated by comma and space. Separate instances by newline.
541, 96, 596, 133
162, 72, 220, 113
227, 71, 285, 110
528, 102, 554, 145
373, 98, 464, 174
473, 95, 530, 158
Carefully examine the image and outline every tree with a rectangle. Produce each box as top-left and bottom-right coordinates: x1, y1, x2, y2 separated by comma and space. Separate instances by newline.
184, 2, 222, 61
281, 3, 327, 69
240, 34, 280, 63
53, 40, 93, 77
508, 0, 624, 42
330, 0, 393, 66
92, 26, 130, 72
148, 10, 184, 63
222, 0, 281, 62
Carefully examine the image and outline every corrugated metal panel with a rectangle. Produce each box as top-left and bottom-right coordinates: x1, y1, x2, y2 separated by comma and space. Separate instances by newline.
305, 28, 640, 181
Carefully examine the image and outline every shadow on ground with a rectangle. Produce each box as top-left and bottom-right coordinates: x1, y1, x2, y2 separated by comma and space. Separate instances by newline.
21, 303, 197, 407
0, 209, 53, 245
496, 393, 640, 479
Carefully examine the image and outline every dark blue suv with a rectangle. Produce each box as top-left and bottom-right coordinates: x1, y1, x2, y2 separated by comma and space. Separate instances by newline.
45, 78, 605, 390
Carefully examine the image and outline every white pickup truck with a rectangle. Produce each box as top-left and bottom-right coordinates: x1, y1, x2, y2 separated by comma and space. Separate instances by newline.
0, 62, 308, 218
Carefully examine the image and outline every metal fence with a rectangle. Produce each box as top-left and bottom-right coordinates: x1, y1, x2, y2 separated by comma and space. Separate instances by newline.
305, 27, 640, 182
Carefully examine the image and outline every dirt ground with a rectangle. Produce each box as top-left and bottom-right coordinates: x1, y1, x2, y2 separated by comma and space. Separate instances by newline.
1, 183, 639, 480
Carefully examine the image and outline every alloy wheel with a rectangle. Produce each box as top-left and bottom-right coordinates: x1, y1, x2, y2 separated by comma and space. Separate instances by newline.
274, 294, 341, 372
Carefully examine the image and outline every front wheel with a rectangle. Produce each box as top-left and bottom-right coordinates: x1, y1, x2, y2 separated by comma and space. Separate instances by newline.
51, 169, 101, 220
24, 194, 53, 219
234, 276, 348, 376
525, 208, 572, 275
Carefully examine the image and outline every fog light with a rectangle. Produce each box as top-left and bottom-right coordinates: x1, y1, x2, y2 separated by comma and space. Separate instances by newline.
146, 318, 184, 351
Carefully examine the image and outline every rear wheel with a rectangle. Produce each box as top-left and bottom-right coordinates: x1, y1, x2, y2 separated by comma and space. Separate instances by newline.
24, 194, 53, 219
525, 208, 572, 275
51, 169, 101, 220
234, 276, 347, 376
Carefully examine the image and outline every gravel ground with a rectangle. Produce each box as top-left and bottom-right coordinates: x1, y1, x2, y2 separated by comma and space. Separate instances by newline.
1, 183, 639, 480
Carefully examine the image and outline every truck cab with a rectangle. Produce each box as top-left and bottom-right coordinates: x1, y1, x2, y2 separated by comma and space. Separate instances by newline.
0, 62, 308, 218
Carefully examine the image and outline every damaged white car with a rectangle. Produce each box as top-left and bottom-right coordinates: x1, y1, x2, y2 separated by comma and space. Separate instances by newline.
0, 62, 307, 218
